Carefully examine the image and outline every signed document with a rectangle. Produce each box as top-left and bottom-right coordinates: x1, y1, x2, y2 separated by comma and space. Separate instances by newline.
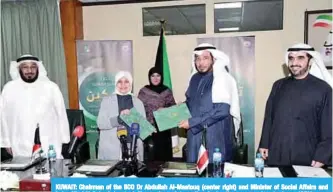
120, 108, 155, 140
292, 165, 331, 177
153, 103, 192, 132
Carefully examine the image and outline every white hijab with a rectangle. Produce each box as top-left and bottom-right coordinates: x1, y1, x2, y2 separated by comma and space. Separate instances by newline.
285, 43, 333, 88
10, 54, 49, 81
191, 43, 241, 138
114, 71, 133, 95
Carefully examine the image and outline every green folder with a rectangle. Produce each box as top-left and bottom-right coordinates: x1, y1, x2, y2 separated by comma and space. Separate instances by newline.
153, 103, 192, 132
119, 108, 155, 140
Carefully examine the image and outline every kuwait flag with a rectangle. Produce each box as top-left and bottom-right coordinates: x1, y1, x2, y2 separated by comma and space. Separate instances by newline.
313, 15, 332, 28
154, 24, 172, 89
32, 125, 42, 158
197, 144, 209, 175
154, 23, 180, 152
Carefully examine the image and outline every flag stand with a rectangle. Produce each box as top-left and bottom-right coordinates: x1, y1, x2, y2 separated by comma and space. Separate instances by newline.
203, 124, 209, 178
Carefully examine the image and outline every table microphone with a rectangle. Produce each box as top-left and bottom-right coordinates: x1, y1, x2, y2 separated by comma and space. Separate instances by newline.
67, 126, 84, 157
117, 126, 129, 160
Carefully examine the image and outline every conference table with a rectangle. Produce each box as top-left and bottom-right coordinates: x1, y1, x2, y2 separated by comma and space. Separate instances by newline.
3, 160, 332, 191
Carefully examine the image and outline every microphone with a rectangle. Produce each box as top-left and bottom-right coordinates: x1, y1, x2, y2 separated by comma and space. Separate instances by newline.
130, 123, 140, 159
67, 126, 85, 157
117, 126, 129, 160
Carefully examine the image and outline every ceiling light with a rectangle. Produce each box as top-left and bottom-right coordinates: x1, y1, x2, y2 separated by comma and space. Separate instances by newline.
218, 27, 240, 32
214, 2, 242, 9
144, 21, 161, 27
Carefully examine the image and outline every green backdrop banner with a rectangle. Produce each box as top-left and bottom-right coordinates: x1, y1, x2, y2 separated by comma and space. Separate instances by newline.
76, 40, 133, 159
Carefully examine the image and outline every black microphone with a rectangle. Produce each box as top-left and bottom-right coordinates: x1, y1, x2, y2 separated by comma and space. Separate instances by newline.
130, 123, 140, 159
117, 126, 129, 160
67, 125, 85, 157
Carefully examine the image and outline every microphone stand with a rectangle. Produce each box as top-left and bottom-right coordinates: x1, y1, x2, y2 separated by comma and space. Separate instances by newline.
121, 147, 128, 176
128, 144, 139, 176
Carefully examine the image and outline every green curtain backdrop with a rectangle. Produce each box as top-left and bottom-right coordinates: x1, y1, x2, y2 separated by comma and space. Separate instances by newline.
1, 0, 69, 107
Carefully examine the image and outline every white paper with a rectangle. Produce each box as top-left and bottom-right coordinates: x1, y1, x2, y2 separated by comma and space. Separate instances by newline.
76, 165, 111, 173
0, 171, 19, 190
118, 175, 137, 178
224, 163, 255, 177
263, 167, 283, 178
70, 173, 88, 178
162, 169, 197, 174
293, 165, 331, 178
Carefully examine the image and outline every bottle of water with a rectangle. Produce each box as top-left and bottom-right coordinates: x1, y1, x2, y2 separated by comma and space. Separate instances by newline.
212, 148, 222, 178
254, 153, 264, 178
47, 145, 57, 177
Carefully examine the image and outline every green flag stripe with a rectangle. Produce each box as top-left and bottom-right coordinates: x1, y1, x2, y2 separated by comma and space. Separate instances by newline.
162, 34, 172, 90
317, 15, 333, 21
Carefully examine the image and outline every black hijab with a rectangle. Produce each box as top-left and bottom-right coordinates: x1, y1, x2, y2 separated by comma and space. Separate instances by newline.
145, 67, 168, 94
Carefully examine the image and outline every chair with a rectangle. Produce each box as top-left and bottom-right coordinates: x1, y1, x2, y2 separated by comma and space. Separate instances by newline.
62, 109, 90, 164
95, 128, 100, 159
0, 148, 12, 162
232, 115, 248, 164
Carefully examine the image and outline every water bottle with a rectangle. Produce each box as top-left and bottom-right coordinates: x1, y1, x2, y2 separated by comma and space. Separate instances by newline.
254, 153, 264, 178
212, 148, 222, 178
47, 145, 57, 177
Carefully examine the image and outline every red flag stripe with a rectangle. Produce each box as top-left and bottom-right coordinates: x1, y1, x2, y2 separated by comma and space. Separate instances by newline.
32, 144, 41, 152
197, 145, 209, 174
313, 22, 330, 28
32, 144, 42, 157
197, 150, 208, 169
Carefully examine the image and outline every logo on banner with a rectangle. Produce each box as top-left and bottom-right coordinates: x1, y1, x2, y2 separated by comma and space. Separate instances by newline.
79, 72, 115, 119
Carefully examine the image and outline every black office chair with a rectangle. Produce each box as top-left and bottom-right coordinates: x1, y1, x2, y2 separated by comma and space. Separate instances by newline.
95, 128, 100, 159
62, 109, 90, 164
232, 115, 248, 164
0, 148, 12, 162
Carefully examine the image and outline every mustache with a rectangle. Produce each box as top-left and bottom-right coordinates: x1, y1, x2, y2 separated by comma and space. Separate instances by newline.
290, 65, 301, 68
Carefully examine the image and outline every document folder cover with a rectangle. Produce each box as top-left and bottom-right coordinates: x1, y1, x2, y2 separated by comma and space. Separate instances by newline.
158, 162, 199, 177
74, 160, 119, 176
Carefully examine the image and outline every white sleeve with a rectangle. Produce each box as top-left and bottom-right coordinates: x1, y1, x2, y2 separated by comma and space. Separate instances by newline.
53, 85, 70, 144
0, 91, 11, 148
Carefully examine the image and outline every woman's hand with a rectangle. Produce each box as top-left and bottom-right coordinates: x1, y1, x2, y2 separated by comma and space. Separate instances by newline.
120, 109, 130, 115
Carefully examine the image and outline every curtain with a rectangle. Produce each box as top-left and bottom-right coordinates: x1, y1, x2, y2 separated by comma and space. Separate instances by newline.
1, 0, 69, 107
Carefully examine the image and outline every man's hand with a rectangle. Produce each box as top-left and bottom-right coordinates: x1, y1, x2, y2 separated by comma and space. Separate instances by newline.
178, 120, 190, 129
6, 148, 12, 155
311, 160, 324, 168
259, 148, 268, 160
120, 109, 130, 115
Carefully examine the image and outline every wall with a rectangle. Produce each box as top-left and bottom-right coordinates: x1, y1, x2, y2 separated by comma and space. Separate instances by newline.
82, 0, 332, 152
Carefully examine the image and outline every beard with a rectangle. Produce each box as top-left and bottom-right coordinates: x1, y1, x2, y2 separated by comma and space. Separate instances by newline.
19, 69, 39, 83
288, 63, 310, 78
321, 47, 332, 63
195, 64, 213, 75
